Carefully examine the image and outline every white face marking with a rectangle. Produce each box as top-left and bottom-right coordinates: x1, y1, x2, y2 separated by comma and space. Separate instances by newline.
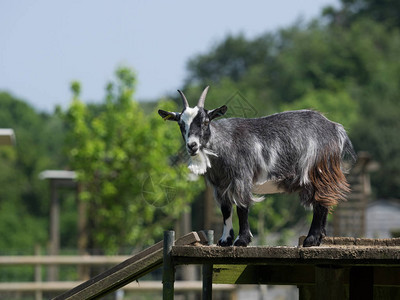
181, 106, 217, 175
180, 106, 199, 146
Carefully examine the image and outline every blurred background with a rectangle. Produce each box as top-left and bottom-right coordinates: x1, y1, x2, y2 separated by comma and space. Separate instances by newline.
0, 0, 399, 299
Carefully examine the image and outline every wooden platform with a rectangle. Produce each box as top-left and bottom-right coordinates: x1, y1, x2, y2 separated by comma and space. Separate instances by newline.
55, 232, 400, 300
165, 233, 400, 300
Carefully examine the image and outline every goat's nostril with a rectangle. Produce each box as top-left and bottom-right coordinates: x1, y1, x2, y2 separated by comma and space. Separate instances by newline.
188, 142, 198, 150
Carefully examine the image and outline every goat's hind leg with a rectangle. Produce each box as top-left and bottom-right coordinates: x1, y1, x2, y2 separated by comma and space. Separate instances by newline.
303, 202, 328, 247
234, 205, 252, 247
217, 203, 235, 247
300, 186, 328, 247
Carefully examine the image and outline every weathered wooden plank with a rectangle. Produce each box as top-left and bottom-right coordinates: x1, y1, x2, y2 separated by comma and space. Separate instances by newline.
350, 267, 373, 300
315, 266, 347, 300
178, 232, 200, 246
374, 267, 400, 286
299, 236, 400, 247
213, 265, 315, 285
212, 264, 400, 287
0, 281, 236, 292
197, 231, 209, 245
172, 245, 400, 266
374, 287, 400, 300
55, 249, 163, 300
54, 232, 200, 300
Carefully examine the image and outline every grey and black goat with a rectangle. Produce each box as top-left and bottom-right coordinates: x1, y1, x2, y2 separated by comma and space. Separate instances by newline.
158, 87, 356, 247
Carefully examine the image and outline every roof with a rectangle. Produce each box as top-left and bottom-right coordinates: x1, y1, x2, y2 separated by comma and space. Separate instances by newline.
0, 129, 16, 146
39, 170, 77, 180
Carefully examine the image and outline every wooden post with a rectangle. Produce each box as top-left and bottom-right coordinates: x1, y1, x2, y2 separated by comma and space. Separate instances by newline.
34, 245, 43, 300
350, 267, 373, 300
163, 231, 175, 300
315, 265, 346, 300
48, 179, 59, 281
179, 209, 197, 300
202, 230, 214, 300
204, 183, 214, 230
77, 183, 89, 280
298, 285, 315, 300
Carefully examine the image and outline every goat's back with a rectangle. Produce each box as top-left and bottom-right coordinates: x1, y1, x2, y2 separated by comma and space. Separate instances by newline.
209, 110, 355, 206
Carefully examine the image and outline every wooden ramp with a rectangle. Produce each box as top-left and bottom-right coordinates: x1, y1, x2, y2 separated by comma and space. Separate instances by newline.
54, 232, 202, 300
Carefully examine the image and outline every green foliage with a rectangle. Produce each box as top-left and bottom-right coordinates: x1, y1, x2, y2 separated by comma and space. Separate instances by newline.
0, 93, 66, 281
0, 93, 65, 253
323, 0, 400, 29
64, 67, 202, 253
282, 89, 359, 130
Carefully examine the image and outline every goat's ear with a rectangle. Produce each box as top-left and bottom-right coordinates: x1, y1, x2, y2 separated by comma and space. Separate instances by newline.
208, 105, 227, 120
158, 109, 180, 122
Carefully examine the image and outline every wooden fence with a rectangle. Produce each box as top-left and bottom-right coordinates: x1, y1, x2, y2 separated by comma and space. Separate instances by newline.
1, 232, 235, 299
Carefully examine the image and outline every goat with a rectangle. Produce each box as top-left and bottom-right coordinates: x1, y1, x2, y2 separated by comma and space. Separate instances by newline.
158, 87, 356, 247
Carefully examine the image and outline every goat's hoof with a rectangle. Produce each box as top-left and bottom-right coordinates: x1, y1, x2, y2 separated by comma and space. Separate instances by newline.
233, 235, 251, 247
217, 238, 233, 247
303, 234, 322, 247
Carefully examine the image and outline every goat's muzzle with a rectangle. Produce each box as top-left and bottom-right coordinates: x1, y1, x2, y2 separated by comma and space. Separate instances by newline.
187, 142, 199, 156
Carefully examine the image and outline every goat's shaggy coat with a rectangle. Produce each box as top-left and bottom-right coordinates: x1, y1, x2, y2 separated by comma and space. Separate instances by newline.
159, 87, 356, 247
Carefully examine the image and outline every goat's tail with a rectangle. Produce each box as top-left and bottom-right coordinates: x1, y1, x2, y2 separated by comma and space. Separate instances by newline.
308, 126, 357, 208
339, 125, 357, 168
309, 149, 352, 209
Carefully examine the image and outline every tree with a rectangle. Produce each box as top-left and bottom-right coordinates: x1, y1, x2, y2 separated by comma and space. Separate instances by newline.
0, 92, 63, 281
323, 0, 400, 29
64, 67, 202, 253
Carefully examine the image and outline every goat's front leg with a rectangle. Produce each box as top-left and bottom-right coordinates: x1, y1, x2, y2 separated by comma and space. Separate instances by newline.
234, 205, 252, 247
303, 202, 328, 247
217, 203, 234, 247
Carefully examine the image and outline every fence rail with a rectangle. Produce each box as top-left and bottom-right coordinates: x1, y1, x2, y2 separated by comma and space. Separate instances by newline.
0, 255, 131, 265
0, 232, 229, 299
0, 281, 236, 292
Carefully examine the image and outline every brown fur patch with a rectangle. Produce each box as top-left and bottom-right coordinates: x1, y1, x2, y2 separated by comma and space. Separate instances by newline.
309, 151, 350, 209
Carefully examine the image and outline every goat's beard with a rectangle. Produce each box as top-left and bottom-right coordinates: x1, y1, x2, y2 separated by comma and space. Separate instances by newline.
188, 148, 218, 175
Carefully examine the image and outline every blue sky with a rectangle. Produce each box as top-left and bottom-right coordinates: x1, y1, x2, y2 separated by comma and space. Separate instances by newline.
0, 0, 339, 112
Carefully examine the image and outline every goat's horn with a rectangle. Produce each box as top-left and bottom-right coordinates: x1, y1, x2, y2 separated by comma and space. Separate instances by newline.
197, 86, 209, 108
177, 90, 189, 108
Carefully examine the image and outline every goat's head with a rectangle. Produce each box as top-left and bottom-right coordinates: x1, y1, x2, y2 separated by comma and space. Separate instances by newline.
158, 86, 227, 157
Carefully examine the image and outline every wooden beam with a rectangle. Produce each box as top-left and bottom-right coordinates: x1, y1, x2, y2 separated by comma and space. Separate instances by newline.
213, 265, 315, 285
0, 255, 132, 265
162, 231, 175, 300
202, 230, 214, 300
350, 267, 373, 300
374, 267, 400, 286
171, 244, 400, 266
315, 266, 347, 300
0, 281, 236, 293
